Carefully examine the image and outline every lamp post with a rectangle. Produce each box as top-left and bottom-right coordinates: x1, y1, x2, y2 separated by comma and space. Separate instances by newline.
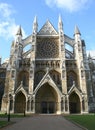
7, 94, 11, 122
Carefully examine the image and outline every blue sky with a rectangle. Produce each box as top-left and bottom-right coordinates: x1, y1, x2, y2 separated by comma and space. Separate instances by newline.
0, 0, 95, 62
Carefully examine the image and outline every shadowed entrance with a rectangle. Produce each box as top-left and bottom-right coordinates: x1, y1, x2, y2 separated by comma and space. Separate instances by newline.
69, 92, 80, 113
35, 83, 58, 114
15, 92, 26, 113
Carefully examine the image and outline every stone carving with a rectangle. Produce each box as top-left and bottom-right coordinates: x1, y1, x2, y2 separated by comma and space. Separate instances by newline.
81, 70, 85, 78
30, 61, 34, 68
31, 45, 34, 51
30, 70, 33, 78
80, 60, 84, 68
61, 44, 64, 51
11, 70, 15, 78
38, 20, 58, 35
62, 70, 65, 78
62, 61, 65, 68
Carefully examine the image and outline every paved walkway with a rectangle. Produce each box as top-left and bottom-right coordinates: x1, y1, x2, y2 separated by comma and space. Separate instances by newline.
1, 115, 84, 130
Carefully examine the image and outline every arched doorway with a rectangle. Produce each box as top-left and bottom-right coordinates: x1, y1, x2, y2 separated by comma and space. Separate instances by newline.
35, 83, 58, 114
15, 92, 26, 113
0, 82, 4, 110
69, 92, 80, 113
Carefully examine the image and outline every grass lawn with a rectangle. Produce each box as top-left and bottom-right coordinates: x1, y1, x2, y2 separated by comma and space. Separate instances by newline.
0, 113, 26, 118
65, 114, 95, 130
0, 113, 27, 128
0, 121, 9, 128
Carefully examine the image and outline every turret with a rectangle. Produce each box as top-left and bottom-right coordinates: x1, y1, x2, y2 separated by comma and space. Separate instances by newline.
9, 26, 23, 68
15, 26, 23, 58
33, 16, 38, 34
4, 27, 23, 97
29, 16, 38, 94
58, 15, 67, 95
74, 25, 82, 58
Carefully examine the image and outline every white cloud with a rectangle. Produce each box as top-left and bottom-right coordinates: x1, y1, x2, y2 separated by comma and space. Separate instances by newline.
0, 3, 26, 40
0, 3, 14, 18
45, 0, 92, 12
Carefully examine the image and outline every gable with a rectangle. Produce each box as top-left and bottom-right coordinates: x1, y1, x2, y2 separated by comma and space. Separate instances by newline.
38, 20, 58, 35
34, 72, 62, 96
68, 85, 82, 97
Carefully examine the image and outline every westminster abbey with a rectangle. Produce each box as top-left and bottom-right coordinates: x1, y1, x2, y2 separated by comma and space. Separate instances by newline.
0, 16, 95, 114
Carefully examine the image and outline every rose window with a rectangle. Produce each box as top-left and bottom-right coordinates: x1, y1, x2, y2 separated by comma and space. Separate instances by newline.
37, 40, 59, 58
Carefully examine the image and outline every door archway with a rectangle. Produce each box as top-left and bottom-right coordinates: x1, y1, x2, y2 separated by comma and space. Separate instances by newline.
15, 92, 26, 113
35, 83, 58, 114
69, 92, 80, 113
0, 82, 4, 110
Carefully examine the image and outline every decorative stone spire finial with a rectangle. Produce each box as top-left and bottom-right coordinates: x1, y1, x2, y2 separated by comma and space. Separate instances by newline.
16, 25, 22, 36
59, 14, 62, 24
33, 16, 38, 34
74, 25, 81, 36
88, 53, 92, 64
88, 53, 91, 59
58, 14, 63, 34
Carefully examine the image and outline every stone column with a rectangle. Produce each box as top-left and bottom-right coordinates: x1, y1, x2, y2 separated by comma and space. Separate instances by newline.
63, 95, 65, 113
84, 95, 88, 113
65, 95, 69, 114
32, 95, 35, 113
25, 98, 28, 113
7, 99, 10, 114
61, 96, 65, 113
12, 95, 15, 113
61, 69, 67, 94
58, 100, 61, 114
81, 95, 88, 114
61, 97, 64, 112
29, 99, 31, 112
80, 98, 83, 114
67, 95, 70, 113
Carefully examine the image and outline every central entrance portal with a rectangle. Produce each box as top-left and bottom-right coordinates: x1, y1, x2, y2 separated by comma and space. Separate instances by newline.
35, 83, 58, 114
41, 101, 55, 113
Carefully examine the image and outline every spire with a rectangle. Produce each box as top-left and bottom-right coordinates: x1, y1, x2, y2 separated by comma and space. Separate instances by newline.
33, 16, 38, 34
74, 25, 81, 35
16, 26, 22, 36
34, 16, 38, 24
58, 14, 63, 33
88, 53, 91, 59
59, 14, 63, 24
88, 53, 92, 63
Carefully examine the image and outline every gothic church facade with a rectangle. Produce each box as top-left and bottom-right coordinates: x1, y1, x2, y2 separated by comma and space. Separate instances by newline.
0, 16, 95, 114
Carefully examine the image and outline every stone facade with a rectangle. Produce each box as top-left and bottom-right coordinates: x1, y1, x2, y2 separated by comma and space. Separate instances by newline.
0, 16, 95, 114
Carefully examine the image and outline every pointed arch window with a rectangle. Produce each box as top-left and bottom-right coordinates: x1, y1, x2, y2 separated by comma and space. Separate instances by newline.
34, 71, 45, 88
67, 71, 78, 90
0, 72, 5, 78
49, 70, 61, 86
22, 74, 27, 86
17, 71, 29, 88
